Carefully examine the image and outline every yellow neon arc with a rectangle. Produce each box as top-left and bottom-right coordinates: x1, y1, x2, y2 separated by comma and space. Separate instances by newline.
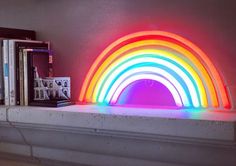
92, 49, 207, 107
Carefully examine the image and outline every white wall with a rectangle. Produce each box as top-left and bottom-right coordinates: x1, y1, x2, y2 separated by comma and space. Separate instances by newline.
0, 0, 236, 102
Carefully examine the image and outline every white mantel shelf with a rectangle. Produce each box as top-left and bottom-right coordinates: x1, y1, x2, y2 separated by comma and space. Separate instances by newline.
0, 105, 236, 166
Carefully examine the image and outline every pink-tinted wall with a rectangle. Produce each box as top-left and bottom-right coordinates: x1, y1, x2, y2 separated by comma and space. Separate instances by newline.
0, 0, 236, 102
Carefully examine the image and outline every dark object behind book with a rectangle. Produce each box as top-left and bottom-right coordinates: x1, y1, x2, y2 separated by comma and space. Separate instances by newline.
0, 27, 36, 40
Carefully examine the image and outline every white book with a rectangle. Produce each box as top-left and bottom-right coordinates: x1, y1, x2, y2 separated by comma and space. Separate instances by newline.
19, 49, 24, 105
3, 40, 9, 105
8, 40, 16, 105
23, 49, 28, 106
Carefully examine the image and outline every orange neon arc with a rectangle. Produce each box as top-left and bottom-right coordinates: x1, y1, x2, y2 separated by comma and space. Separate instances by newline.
79, 31, 231, 109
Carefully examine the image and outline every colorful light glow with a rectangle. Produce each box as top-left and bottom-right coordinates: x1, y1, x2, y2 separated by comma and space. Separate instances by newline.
89, 42, 208, 107
98, 57, 195, 107
79, 31, 231, 109
95, 50, 204, 106
110, 73, 183, 107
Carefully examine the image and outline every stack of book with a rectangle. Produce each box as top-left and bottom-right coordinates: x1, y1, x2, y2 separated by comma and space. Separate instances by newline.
2, 39, 51, 106
0, 27, 36, 105
1, 27, 72, 107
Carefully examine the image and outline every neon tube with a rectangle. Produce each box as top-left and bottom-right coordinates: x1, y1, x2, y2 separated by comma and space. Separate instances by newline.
79, 31, 231, 109
97, 58, 198, 107
94, 50, 203, 107
105, 67, 189, 107
87, 41, 209, 107
109, 73, 183, 107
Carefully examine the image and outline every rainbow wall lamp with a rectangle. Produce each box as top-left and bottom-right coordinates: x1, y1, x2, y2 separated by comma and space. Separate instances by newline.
79, 31, 231, 109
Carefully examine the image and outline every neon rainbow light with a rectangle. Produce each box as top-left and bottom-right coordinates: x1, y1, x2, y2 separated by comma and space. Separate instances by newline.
80, 31, 231, 109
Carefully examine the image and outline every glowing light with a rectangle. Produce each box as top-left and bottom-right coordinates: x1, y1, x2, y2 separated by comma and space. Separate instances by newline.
79, 31, 231, 109
97, 57, 197, 107
110, 74, 183, 107
89, 42, 207, 107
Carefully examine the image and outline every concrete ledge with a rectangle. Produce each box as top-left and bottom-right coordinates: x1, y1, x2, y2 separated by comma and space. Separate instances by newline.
0, 105, 236, 166
33, 146, 178, 166
0, 142, 31, 156
0, 106, 7, 121
7, 105, 236, 141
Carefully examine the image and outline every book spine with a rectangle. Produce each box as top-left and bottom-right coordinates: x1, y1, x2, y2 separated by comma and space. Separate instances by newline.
15, 44, 21, 105
19, 50, 24, 105
3, 40, 9, 105
49, 51, 53, 77
0, 40, 4, 104
23, 50, 28, 106
8, 41, 16, 105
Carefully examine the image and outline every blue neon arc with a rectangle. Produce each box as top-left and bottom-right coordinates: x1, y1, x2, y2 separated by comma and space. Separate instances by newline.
96, 55, 202, 107
106, 67, 185, 106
